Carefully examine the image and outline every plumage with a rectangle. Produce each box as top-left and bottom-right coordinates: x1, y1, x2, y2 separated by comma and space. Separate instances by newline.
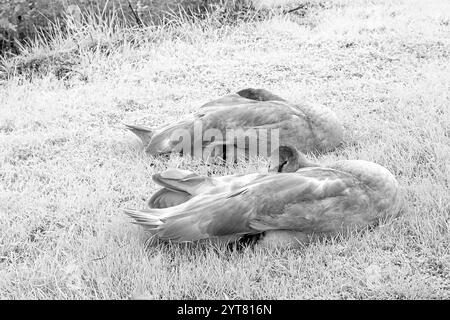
124, 147, 403, 247
126, 88, 343, 160
147, 147, 318, 208
148, 168, 262, 208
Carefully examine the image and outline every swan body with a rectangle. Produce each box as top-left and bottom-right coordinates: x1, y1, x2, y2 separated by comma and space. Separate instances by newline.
125, 88, 343, 160
124, 151, 402, 247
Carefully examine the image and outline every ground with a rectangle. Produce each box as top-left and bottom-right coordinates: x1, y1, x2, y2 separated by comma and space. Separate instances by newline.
0, 0, 449, 299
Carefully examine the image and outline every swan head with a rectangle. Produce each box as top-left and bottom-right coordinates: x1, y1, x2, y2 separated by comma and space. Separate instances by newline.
236, 88, 285, 102
269, 145, 319, 173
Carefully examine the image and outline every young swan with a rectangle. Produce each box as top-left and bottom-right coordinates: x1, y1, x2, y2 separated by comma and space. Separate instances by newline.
124, 147, 402, 247
124, 88, 344, 159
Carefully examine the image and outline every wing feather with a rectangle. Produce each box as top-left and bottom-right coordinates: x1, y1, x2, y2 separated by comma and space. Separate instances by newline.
248, 169, 371, 234
147, 188, 192, 209
152, 169, 213, 195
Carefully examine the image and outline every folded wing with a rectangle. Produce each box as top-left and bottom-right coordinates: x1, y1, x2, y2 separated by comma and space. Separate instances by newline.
125, 169, 371, 242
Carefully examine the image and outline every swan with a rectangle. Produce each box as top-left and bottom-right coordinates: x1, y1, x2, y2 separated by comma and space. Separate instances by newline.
125, 88, 343, 161
124, 146, 403, 247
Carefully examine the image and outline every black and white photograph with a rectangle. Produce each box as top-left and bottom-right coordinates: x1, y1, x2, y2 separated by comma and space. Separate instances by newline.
0, 0, 448, 302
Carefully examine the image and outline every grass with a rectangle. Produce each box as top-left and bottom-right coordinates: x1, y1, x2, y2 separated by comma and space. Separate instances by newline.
0, 0, 449, 299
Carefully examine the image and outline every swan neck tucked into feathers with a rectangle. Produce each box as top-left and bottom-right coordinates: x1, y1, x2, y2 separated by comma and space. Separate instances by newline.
270, 145, 319, 173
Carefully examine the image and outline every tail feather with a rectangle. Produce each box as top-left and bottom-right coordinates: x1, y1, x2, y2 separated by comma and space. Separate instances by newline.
124, 123, 154, 147
123, 208, 164, 229
124, 188, 254, 242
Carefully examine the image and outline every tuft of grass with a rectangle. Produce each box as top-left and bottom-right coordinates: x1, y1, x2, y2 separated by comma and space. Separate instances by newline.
0, 0, 449, 299
0, 1, 276, 81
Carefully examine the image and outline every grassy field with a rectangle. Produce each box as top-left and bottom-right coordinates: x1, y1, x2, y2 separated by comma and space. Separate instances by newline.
0, 0, 449, 299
